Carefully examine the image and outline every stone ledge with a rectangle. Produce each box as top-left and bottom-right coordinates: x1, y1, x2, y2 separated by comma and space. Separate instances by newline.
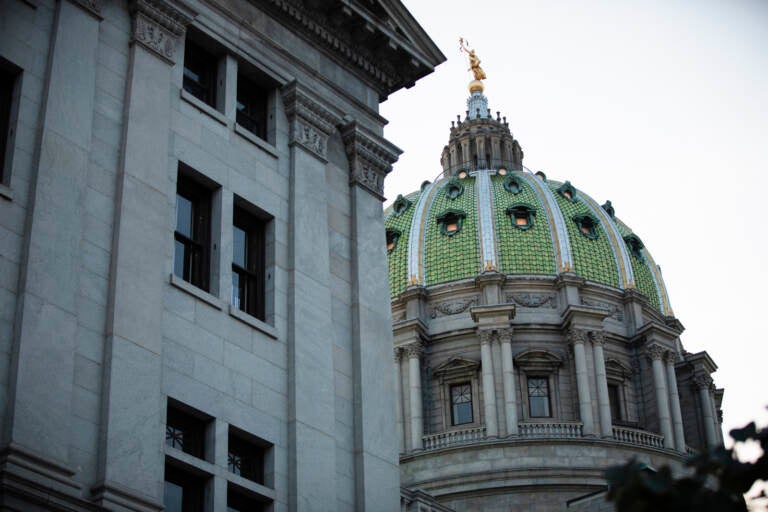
0, 183, 13, 201
180, 89, 228, 127
169, 273, 222, 310
234, 123, 278, 159
228, 304, 278, 340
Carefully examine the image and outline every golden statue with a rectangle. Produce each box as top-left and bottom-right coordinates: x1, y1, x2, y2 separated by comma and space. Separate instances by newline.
459, 38, 486, 81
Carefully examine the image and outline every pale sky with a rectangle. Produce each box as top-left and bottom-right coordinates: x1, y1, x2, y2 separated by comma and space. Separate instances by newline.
381, 0, 768, 460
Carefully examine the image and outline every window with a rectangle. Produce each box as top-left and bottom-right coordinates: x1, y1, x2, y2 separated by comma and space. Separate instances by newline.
227, 484, 268, 512
623, 234, 645, 261
228, 426, 270, 484
175, 172, 212, 291
0, 61, 20, 185
450, 382, 473, 425
506, 204, 536, 231
183, 38, 218, 107
444, 178, 464, 200
503, 175, 522, 194
164, 463, 206, 512
385, 229, 401, 254
392, 194, 411, 216
527, 377, 551, 417
436, 209, 466, 237
557, 181, 577, 202
232, 203, 268, 320
572, 213, 599, 240
602, 200, 615, 218
608, 383, 623, 421
236, 74, 268, 140
165, 400, 210, 459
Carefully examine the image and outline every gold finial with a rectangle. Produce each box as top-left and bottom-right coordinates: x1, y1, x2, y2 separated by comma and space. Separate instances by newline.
459, 38, 486, 92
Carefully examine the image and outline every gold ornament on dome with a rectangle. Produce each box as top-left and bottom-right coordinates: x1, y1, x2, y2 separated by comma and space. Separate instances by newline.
459, 38, 486, 92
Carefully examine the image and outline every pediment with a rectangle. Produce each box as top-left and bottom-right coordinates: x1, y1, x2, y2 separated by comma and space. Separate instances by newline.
514, 348, 563, 370
433, 357, 480, 378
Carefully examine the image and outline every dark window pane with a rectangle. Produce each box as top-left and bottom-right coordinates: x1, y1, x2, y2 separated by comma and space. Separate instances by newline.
528, 377, 550, 417
166, 404, 207, 458
174, 240, 186, 279
228, 432, 265, 484
236, 75, 268, 140
0, 67, 16, 183
183, 39, 217, 107
163, 480, 184, 512
232, 272, 242, 310
176, 195, 193, 238
233, 226, 246, 267
450, 383, 473, 425
609, 384, 622, 420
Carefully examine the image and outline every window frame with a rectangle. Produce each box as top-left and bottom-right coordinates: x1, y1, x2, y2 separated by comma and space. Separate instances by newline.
235, 73, 269, 141
232, 205, 266, 321
505, 204, 536, 231
182, 36, 219, 108
175, 169, 213, 292
164, 460, 208, 512
0, 58, 22, 189
227, 425, 273, 486
449, 381, 474, 426
433, 357, 481, 432
514, 349, 563, 422
526, 376, 552, 418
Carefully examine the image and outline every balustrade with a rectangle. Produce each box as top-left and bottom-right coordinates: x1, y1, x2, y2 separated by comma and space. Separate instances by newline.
612, 425, 665, 449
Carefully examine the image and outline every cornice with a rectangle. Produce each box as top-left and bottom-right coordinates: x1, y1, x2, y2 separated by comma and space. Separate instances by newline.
340, 120, 401, 200
560, 304, 610, 330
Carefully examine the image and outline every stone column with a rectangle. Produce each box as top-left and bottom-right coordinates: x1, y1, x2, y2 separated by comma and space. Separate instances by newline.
498, 328, 519, 435
405, 342, 424, 451
394, 348, 405, 453
694, 374, 718, 448
569, 328, 594, 436
94, 2, 192, 508
5, 0, 102, 494
590, 331, 613, 438
281, 82, 341, 510
665, 352, 686, 452
647, 344, 675, 449
479, 330, 499, 438
341, 120, 401, 510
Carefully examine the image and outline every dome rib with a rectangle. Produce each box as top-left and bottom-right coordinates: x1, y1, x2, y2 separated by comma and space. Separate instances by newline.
519, 172, 573, 271
406, 180, 439, 286
474, 170, 499, 271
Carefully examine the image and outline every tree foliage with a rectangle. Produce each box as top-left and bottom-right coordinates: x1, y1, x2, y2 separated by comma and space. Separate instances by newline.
606, 421, 768, 512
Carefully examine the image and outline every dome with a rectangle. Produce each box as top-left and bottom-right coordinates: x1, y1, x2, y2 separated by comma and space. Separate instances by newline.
385, 91, 671, 316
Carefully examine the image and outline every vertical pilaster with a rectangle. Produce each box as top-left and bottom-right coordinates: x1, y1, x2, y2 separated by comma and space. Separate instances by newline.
394, 348, 405, 453
341, 119, 401, 511
569, 328, 594, 436
479, 330, 498, 438
5, 0, 101, 492
590, 332, 613, 438
646, 344, 674, 449
498, 328, 518, 435
694, 374, 718, 448
406, 343, 424, 451
94, 1, 192, 508
665, 352, 686, 452
281, 81, 340, 511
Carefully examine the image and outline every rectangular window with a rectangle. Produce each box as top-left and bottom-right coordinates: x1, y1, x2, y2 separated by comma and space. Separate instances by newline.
0, 62, 20, 184
227, 484, 268, 512
450, 382, 473, 425
164, 463, 206, 512
527, 377, 551, 418
175, 171, 211, 291
236, 74, 268, 141
183, 38, 218, 107
228, 426, 270, 484
232, 203, 267, 320
165, 400, 210, 459
608, 383, 622, 421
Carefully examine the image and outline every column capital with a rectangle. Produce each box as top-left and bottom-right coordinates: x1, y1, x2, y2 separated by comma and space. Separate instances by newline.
664, 350, 677, 365
693, 373, 713, 390
645, 343, 666, 361
394, 347, 403, 363
478, 330, 494, 347
567, 327, 588, 346
403, 342, 423, 359
498, 328, 514, 344
129, 0, 193, 64
69, 0, 102, 19
340, 120, 401, 201
589, 330, 606, 347
281, 82, 341, 162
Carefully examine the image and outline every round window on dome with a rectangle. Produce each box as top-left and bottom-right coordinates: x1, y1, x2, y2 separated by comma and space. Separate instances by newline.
503, 176, 522, 195
444, 179, 465, 200
457, 170, 469, 179
497, 168, 508, 176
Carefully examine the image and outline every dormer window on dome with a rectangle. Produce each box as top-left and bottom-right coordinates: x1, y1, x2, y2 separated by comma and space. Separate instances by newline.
624, 234, 645, 261
535, 171, 547, 182
602, 200, 615, 218
503, 175, 522, 194
572, 213, 599, 240
557, 181, 577, 202
437, 209, 467, 236
506, 204, 536, 230
392, 194, 411, 216
386, 229, 401, 253
444, 179, 465, 200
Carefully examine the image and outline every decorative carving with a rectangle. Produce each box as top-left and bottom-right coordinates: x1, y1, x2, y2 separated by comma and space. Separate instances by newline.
507, 292, 557, 309
430, 297, 477, 318
478, 330, 493, 346
645, 343, 665, 361
664, 351, 677, 365
341, 121, 401, 201
129, 0, 191, 63
498, 328, 514, 344
282, 82, 339, 161
589, 331, 606, 347
567, 327, 588, 346
581, 298, 624, 321
403, 342, 423, 359
693, 373, 713, 389
394, 347, 403, 363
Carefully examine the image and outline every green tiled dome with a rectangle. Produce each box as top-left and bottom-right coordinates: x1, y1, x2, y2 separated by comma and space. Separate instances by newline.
384, 170, 672, 314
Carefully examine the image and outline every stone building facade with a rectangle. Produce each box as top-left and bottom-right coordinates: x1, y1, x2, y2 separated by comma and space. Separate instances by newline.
386, 84, 724, 511
0, 1, 443, 511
